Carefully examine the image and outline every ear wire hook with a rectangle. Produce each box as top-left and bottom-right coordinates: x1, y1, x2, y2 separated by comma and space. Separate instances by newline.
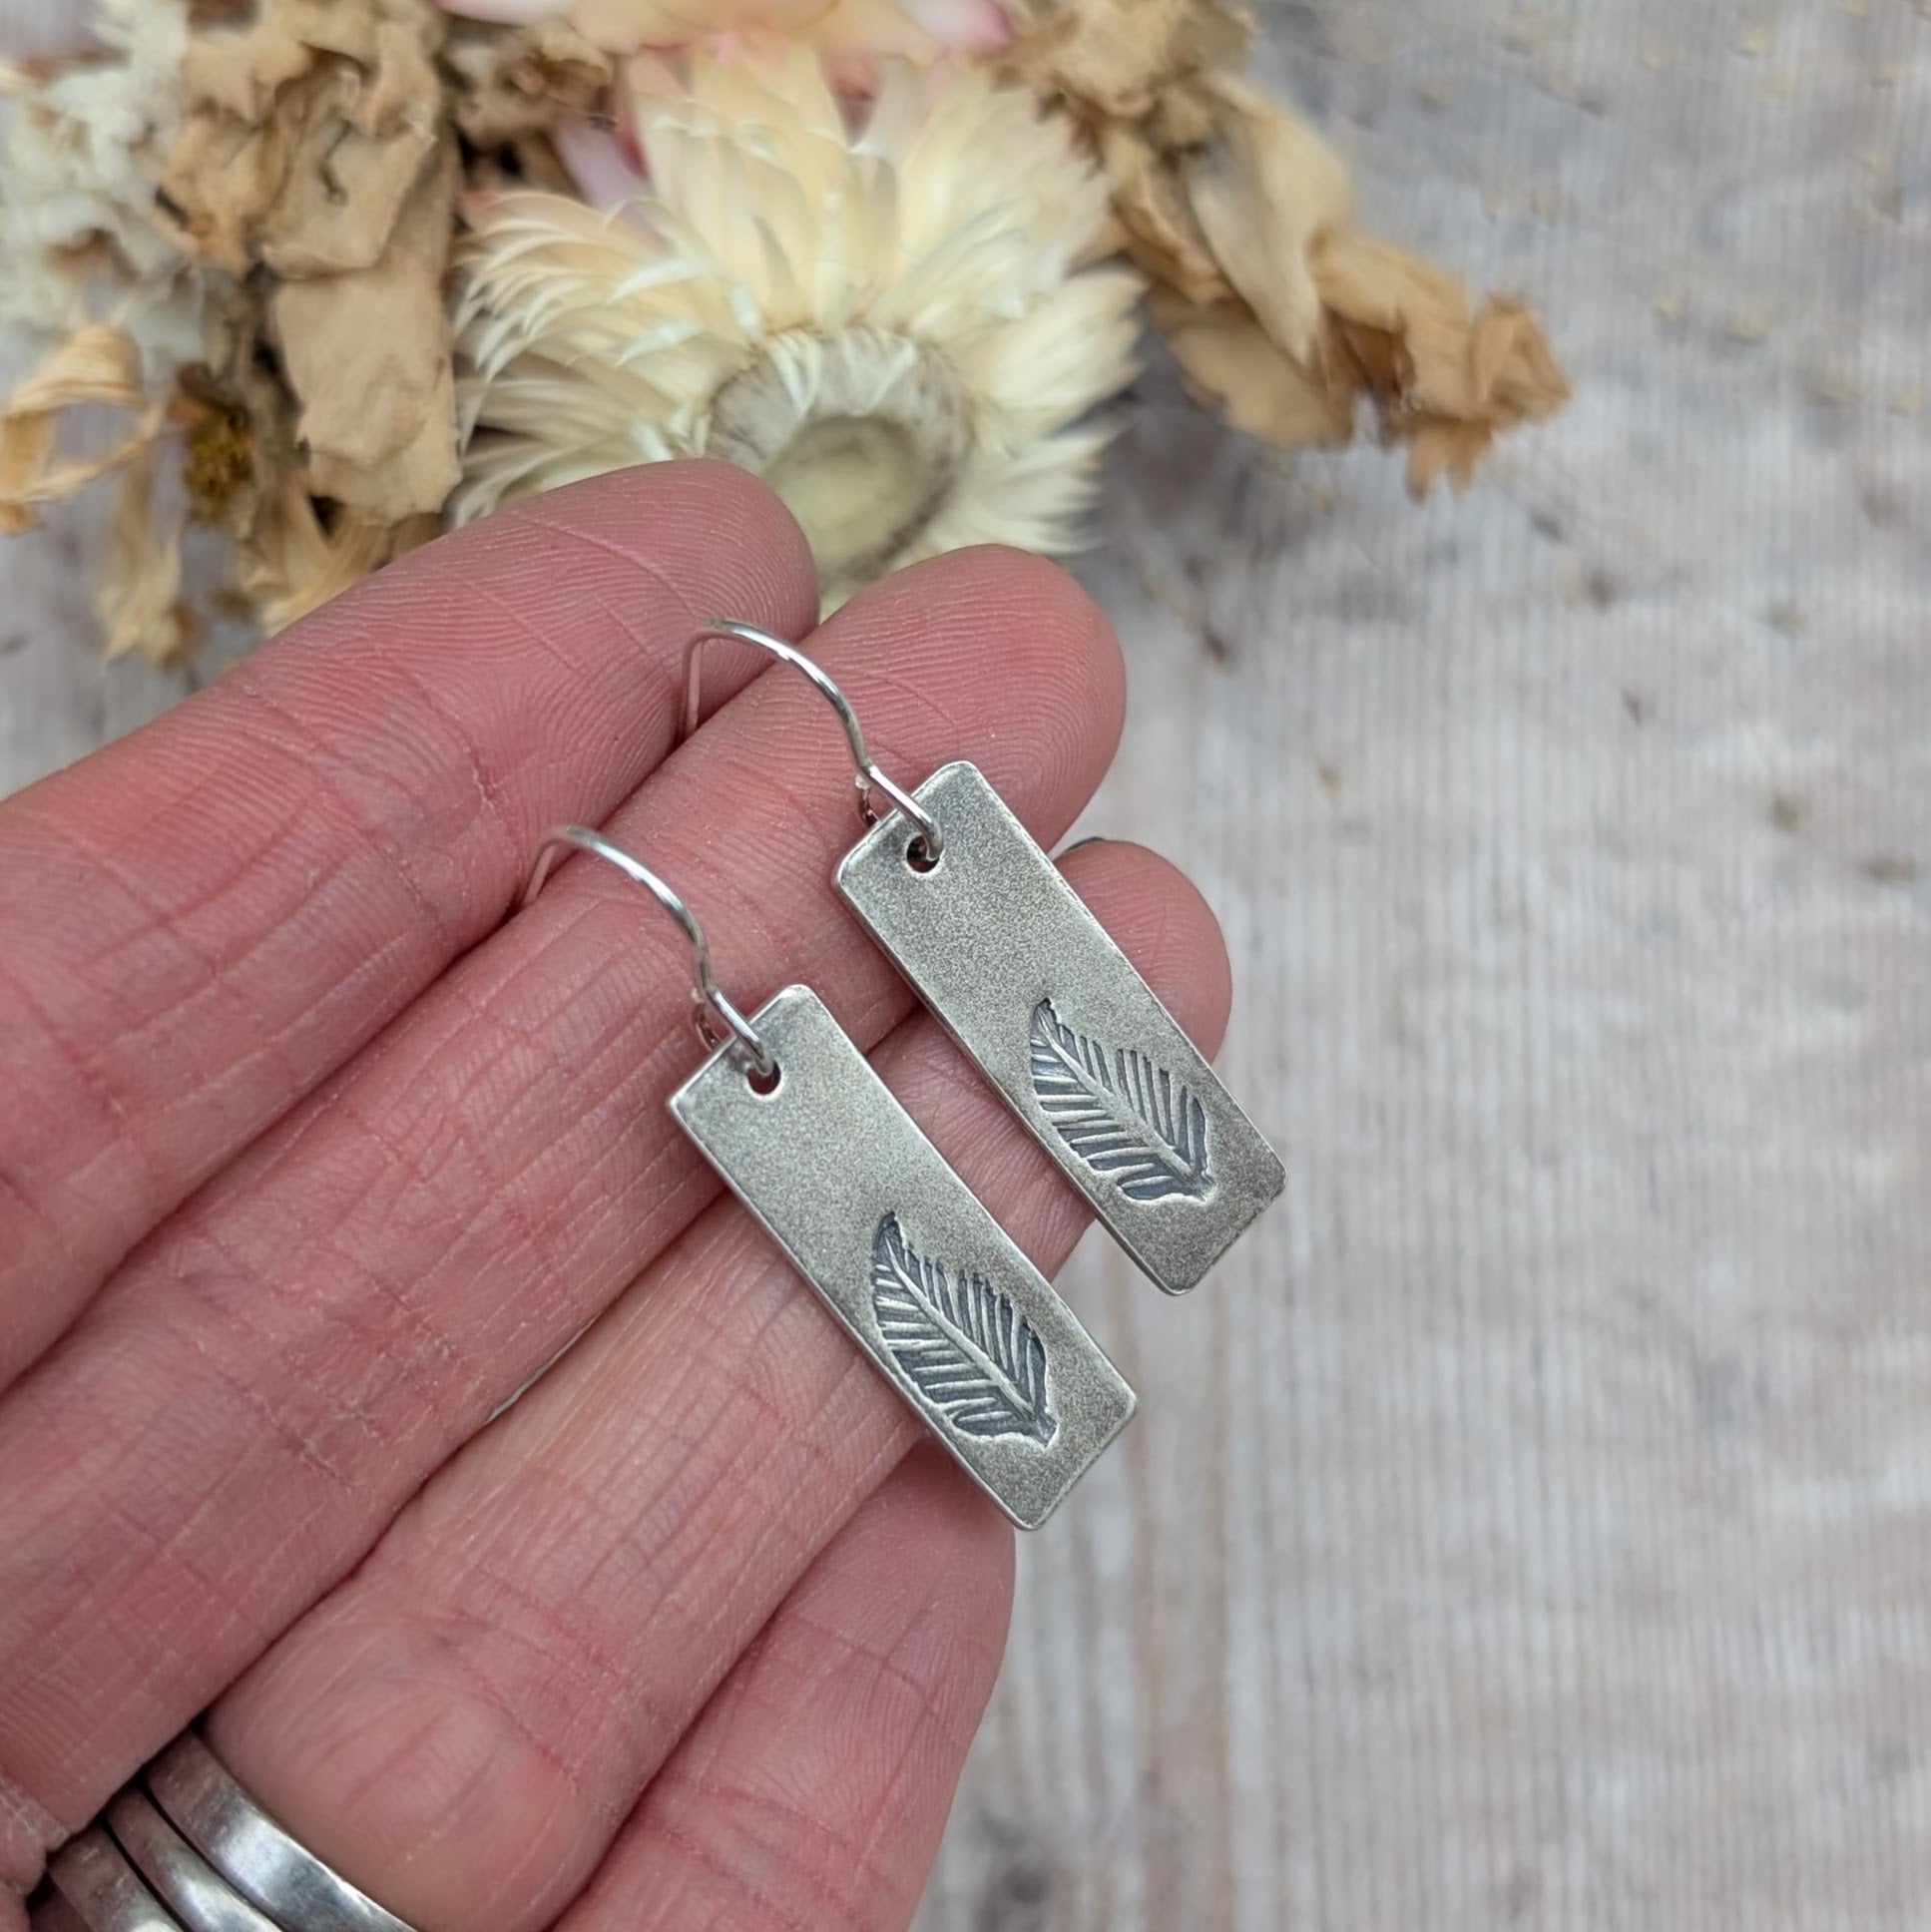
683, 619, 944, 863
520, 825, 776, 1080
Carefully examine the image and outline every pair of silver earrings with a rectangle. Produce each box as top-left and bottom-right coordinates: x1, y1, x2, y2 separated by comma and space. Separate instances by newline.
521, 622, 1285, 1528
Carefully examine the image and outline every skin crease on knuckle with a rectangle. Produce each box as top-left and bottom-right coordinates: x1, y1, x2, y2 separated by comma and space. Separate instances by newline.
0, 461, 819, 1389
198, 843, 1229, 1932
0, 539, 1129, 1901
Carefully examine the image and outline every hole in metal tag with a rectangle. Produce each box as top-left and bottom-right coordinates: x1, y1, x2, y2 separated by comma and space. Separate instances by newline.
671, 985, 1136, 1529
836, 761, 1286, 1294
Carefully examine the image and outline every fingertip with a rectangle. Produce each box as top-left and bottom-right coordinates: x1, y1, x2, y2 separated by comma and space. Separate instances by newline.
307, 460, 819, 681
893, 1443, 1018, 1596
491, 459, 822, 642
857, 1447, 1017, 1702
822, 544, 1128, 817
1060, 839, 1234, 1059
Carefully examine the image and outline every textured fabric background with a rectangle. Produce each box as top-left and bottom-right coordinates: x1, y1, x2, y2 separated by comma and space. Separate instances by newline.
3, 3, 1927, 1928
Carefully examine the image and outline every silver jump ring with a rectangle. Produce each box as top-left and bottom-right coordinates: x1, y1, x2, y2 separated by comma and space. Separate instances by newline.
519, 825, 775, 1079
683, 619, 944, 862
145, 1732, 416, 1932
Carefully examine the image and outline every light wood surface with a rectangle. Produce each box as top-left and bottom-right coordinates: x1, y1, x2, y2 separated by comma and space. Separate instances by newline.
4, 4, 1928, 1927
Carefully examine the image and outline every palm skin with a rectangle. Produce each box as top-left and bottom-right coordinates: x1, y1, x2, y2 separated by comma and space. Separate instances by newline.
0, 462, 1230, 1932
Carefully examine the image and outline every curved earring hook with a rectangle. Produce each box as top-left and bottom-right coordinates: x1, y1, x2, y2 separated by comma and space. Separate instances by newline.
684, 619, 944, 861
520, 825, 775, 1079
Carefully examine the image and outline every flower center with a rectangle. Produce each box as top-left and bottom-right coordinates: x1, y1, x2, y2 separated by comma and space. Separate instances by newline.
708, 331, 967, 602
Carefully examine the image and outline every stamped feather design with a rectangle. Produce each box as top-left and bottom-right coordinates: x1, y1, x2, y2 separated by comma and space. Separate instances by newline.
1030, 999, 1213, 1203
870, 1215, 1057, 1445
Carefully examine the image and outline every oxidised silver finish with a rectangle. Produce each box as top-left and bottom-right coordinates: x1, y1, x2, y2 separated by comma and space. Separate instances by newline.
105, 1794, 275, 1932
45, 1829, 180, 1932
146, 1733, 418, 1932
672, 984, 1135, 1527
684, 620, 943, 859
521, 823, 774, 1078
837, 761, 1286, 1295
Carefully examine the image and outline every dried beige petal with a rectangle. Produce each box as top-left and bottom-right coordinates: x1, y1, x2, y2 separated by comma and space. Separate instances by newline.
1183, 74, 1351, 363
1005, 0, 1255, 302
234, 468, 402, 632
271, 143, 461, 522
99, 445, 194, 666
1150, 286, 1354, 446
1006, 0, 1249, 121
257, 64, 440, 276
161, 0, 445, 279
178, 15, 311, 123
0, 323, 167, 535
1314, 233, 1471, 407
1096, 117, 1226, 304
1469, 295, 1570, 423
443, 19, 613, 148
1403, 414, 1495, 496
1315, 233, 1569, 491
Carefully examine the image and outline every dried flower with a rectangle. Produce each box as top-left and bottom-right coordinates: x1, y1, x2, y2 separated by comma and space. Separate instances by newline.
434, 0, 1011, 64
0, 324, 165, 534
0, 322, 192, 662
0, 0, 1567, 666
0, 0, 201, 370
455, 49, 1141, 607
157, 0, 462, 525
441, 16, 613, 149
1008, 0, 1568, 491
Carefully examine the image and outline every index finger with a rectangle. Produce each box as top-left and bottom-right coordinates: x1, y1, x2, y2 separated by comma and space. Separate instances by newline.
0, 461, 816, 1389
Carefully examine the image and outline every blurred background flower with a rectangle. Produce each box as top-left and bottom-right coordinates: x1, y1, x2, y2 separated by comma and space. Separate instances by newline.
457, 48, 1139, 609
435, 0, 1011, 64
0, 0, 1564, 660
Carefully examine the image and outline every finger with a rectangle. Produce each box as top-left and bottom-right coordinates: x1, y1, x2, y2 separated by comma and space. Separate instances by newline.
0, 462, 817, 1388
200, 842, 1228, 1932
563, 1447, 1012, 1932
0, 548, 1125, 1892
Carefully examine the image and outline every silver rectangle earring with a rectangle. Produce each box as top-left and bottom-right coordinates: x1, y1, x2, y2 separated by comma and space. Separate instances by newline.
687, 623, 1286, 1296
521, 827, 1135, 1530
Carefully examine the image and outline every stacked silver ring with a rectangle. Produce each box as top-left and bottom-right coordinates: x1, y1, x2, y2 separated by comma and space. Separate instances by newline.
38, 1733, 416, 1932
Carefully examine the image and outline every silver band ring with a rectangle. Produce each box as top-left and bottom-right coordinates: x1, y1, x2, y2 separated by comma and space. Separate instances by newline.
145, 1733, 417, 1932
45, 1830, 177, 1932
104, 1791, 277, 1932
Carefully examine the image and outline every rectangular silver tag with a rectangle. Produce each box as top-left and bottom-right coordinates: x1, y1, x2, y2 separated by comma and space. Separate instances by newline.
670, 984, 1136, 1529
836, 761, 1285, 1295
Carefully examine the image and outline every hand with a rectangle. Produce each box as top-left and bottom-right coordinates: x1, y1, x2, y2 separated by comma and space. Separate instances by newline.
0, 464, 1230, 1932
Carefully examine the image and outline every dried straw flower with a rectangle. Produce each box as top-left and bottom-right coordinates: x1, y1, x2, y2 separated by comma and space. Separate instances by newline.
0, 0, 200, 367
434, 0, 1012, 65
1007, 0, 1569, 491
0, 0, 207, 660
0, 0, 1568, 665
455, 49, 1141, 607
157, 0, 461, 525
